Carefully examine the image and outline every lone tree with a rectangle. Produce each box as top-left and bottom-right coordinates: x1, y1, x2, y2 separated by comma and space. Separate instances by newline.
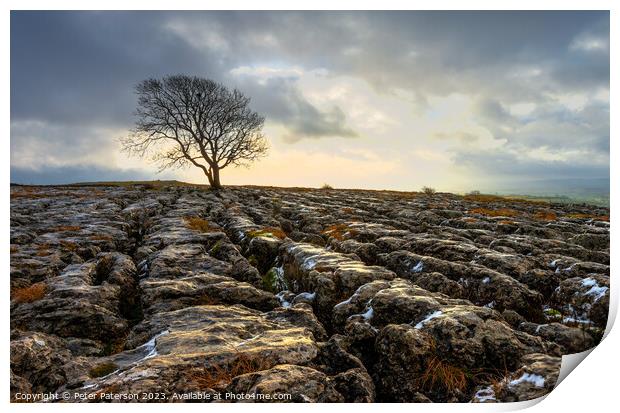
122, 75, 268, 189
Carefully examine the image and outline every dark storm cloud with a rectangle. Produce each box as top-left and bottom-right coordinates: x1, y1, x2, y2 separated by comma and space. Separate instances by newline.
11, 12, 213, 125
10, 11, 358, 136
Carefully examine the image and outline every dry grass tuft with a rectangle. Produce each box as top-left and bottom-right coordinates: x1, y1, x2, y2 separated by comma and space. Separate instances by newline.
534, 210, 557, 221
189, 354, 274, 390
341, 207, 355, 214
417, 356, 468, 394
11, 283, 47, 303
320, 183, 334, 190
50, 225, 81, 232
184, 217, 220, 233
60, 240, 79, 252
247, 227, 287, 240
10, 187, 48, 199
470, 208, 520, 218
89, 234, 114, 241
321, 223, 358, 241
422, 186, 436, 195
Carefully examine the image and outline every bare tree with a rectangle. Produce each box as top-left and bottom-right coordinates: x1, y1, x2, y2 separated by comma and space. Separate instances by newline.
122, 75, 268, 189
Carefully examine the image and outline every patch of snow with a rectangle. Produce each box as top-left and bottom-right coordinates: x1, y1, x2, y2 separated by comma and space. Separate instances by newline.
484, 301, 496, 309
139, 330, 170, 361
334, 296, 353, 308
275, 291, 291, 308
301, 255, 319, 271
548, 260, 558, 269
563, 316, 592, 325
34, 338, 46, 347
361, 307, 374, 320
508, 373, 545, 388
473, 387, 496, 402
581, 278, 597, 287
535, 324, 547, 334
414, 310, 443, 329
581, 278, 608, 302
296, 291, 316, 301
236, 334, 262, 347
482, 277, 491, 284
458, 278, 469, 287
411, 261, 424, 273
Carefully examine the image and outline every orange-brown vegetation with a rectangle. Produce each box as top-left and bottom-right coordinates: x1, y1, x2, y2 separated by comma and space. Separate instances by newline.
247, 227, 287, 240
184, 217, 220, 233
11, 283, 47, 303
60, 240, 79, 252
417, 356, 468, 394
463, 193, 546, 205
51, 225, 82, 232
11, 187, 105, 200
89, 234, 114, 241
10, 187, 48, 199
470, 208, 520, 218
321, 223, 359, 241
534, 210, 557, 221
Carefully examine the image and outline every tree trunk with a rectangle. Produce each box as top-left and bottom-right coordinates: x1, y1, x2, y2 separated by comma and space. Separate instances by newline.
211, 166, 222, 190
205, 169, 215, 187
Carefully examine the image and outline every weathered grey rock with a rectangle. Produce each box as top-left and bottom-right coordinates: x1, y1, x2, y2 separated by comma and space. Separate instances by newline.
9, 185, 610, 403
64, 305, 319, 398
552, 275, 609, 328
225, 365, 345, 402
472, 353, 561, 402
11, 253, 138, 344
520, 322, 595, 354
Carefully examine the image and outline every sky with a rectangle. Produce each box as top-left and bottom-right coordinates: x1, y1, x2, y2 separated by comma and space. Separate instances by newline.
10, 11, 610, 196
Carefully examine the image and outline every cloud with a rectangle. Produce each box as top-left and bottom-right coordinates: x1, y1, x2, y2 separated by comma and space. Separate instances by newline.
433, 132, 479, 143
10, 120, 122, 169
10, 11, 609, 195
11, 165, 159, 185
229, 72, 358, 142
